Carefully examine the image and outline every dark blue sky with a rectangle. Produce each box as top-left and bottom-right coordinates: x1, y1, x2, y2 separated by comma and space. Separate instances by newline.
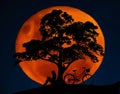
0, 0, 120, 93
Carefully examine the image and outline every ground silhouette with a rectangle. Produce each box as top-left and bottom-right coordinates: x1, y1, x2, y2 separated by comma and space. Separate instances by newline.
14, 81, 120, 94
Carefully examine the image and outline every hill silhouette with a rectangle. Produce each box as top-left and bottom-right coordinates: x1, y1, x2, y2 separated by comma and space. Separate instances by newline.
14, 81, 120, 94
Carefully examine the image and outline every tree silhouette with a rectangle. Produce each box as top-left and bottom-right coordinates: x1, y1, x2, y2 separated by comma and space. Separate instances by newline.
15, 9, 104, 85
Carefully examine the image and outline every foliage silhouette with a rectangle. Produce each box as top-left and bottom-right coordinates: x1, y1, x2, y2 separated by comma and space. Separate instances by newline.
15, 9, 104, 85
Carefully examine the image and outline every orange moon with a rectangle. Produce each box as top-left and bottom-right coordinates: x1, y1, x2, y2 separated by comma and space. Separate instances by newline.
15, 6, 105, 85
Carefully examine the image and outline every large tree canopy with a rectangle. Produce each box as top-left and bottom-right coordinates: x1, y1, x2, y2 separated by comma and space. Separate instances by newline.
15, 9, 104, 65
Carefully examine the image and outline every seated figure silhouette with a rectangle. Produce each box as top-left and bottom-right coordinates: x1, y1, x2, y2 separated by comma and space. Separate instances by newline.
44, 70, 56, 86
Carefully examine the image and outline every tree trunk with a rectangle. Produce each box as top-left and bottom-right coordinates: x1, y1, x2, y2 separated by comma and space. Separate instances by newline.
56, 61, 65, 85
55, 33, 66, 85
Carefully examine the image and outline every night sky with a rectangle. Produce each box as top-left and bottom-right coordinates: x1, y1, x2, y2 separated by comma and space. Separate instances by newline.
0, 0, 120, 93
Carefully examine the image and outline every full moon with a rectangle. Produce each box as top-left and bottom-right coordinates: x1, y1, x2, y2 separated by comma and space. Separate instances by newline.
15, 6, 105, 85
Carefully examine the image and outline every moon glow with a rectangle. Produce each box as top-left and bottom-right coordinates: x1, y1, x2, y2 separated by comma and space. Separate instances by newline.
15, 6, 105, 85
